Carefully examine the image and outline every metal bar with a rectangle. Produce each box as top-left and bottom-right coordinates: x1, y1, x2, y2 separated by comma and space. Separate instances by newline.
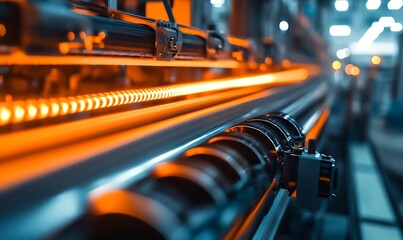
162, 0, 176, 23
231, 180, 277, 239
252, 189, 290, 240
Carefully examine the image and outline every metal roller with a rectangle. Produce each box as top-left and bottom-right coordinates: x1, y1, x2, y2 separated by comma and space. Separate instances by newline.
152, 161, 229, 206
134, 176, 221, 236
90, 190, 191, 240
227, 121, 282, 179
266, 113, 306, 147
207, 131, 271, 194
248, 116, 293, 149
183, 143, 252, 188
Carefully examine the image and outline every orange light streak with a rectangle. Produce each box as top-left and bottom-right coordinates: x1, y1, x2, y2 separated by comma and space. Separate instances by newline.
0, 68, 312, 126
227, 36, 251, 49
305, 107, 330, 145
0, 51, 240, 68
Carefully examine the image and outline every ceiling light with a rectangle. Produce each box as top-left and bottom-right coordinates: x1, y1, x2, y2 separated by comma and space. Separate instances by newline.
210, 0, 225, 8
390, 22, 403, 32
366, 0, 382, 10
279, 21, 289, 31
350, 41, 397, 55
329, 25, 351, 36
336, 48, 351, 59
379, 16, 395, 27
358, 23, 384, 46
335, 0, 349, 11
387, 0, 403, 9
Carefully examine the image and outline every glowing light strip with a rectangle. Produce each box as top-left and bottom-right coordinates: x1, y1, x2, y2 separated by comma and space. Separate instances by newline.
0, 52, 239, 68
0, 68, 310, 126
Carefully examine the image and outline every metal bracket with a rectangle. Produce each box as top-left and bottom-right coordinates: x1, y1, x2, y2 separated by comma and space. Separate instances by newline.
206, 31, 228, 59
282, 139, 338, 210
155, 20, 182, 60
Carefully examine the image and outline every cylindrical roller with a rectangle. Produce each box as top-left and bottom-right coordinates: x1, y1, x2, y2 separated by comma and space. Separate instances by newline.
182, 143, 251, 187
207, 131, 272, 196
249, 116, 292, 149
208, 132, 268, 172
266, 113, 306, 147
173, 157, 234, 195
131, 177, 210, 217
152, 161, 228, 206
90, 190, 191, 240
133, 177, 219, 234
226, 121, 281, 178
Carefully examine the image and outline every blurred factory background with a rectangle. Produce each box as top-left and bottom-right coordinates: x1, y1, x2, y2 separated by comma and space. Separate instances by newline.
0, 0, 402, 239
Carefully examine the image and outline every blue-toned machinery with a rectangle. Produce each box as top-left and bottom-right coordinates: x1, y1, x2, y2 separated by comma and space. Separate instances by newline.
0, 0, 338, 239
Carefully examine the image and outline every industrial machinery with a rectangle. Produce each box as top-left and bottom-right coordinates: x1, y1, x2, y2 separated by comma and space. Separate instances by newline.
0, 0, 338, 239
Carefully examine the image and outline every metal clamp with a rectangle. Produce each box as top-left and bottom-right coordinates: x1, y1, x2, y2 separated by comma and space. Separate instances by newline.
282, 139, 338, 210
155, 20, 182, 60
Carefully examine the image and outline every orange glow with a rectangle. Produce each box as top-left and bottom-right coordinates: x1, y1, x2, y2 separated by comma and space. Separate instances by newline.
282, 59, 291, 69
371, 55, 381, 65
50, 101, 60, 117
0, 23, 6, 37
332, 60, 342, 71
67, 31, 75, 41
232, 51, 243, 61
0, 104, 11, 125
227, 36, 250, 49
305, 107, 330, 145
12, 104, 25, 123
351, 66, 360, 76
0, 68, 312, 126
265, 57, 273, 65
259, 64, 268, 71
0, 52, 240, 68
91, 190, 148, 217
79, 31, 86, 39
99, 32, 106, 39
58, 43, 70, 55
0, 84, 319, 190
178, 26, 207, 39
345, 64, 354, 75
38, 101, 50, 119
26, 102, 38, 121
